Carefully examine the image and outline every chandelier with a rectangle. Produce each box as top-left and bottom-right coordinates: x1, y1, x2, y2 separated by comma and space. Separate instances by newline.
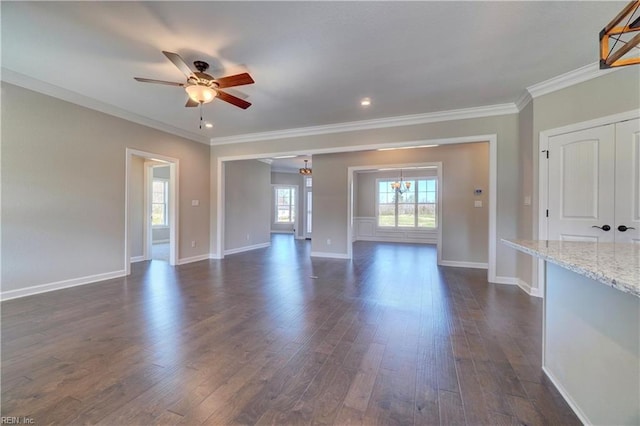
299, 159, 312, 175
298, 160, 311, 176
391, 169, 411, 194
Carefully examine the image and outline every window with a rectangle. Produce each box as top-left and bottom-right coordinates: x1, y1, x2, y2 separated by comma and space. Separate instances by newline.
377, 178, 437, 228
152, 179, 169, 226
275, 186, 296, 223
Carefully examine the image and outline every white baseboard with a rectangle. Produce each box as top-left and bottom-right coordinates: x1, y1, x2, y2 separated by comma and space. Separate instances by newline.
1, 269, 127, 301
542, 366, 591, 426
310, 251, 350, 259
517, 278, 543, 298
270, 230, 294, 234
130, 255, 146, 263
490, 275, 519, 285
178, 254, 211, 265
209, 252, 223, 260
224, 242, 271, 256
439, 260, 488, 269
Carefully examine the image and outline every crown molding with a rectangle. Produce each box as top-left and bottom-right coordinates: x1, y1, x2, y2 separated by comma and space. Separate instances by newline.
515, 90, 533, 112
210, 103, 518, 145
1, 68, 208, 145
526, 61, 621, 99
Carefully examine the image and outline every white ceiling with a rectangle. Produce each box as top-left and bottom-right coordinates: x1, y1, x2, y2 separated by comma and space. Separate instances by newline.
1, 1, 625, 144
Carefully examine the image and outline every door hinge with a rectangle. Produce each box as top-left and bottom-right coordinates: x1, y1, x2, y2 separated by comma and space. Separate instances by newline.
546, 209, 549, 217
542, 150, 549, 159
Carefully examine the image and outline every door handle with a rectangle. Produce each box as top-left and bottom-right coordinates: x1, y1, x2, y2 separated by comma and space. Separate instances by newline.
592, 225, 611, 231
617, 225, 636, 232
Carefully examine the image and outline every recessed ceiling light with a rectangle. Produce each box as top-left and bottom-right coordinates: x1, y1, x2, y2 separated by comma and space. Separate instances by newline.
204, 122, 213, 128
360, 97, 371, 107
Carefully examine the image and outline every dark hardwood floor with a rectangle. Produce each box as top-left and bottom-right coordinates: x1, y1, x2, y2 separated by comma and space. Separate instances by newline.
1, 235, 580, 425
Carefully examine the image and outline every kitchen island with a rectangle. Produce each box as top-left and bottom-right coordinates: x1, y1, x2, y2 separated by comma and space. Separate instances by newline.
504, 240, 639, 426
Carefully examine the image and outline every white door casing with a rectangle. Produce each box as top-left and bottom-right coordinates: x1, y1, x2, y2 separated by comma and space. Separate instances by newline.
548, 124, 616, 242
615, 118, 640, 244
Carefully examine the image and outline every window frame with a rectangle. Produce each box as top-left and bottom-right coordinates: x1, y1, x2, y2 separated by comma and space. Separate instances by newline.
375, 177, 438, 230
273, 185, 297, 224
151, 178, 169, 228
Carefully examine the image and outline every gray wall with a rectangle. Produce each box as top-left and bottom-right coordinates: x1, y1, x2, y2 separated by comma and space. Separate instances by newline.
319, 143, 489, 264
270, 171, 304, 237
224, 160, 271, 251
517, 67, 640, 289
211, 113, 517, 278
2, 83, 211, 293
153, 165, 170, 179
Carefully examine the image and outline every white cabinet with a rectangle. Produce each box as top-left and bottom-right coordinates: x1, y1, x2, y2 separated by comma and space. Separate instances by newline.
547, 118, 640, 244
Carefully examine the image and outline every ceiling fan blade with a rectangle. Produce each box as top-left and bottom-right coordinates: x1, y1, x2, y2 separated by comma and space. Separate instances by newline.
162, 51, 194, 78
217, 90, 252, 109
134, 77, 184, 87
224, 88, 249, 100
185, 98, 199, 107
215, 73, 255, 88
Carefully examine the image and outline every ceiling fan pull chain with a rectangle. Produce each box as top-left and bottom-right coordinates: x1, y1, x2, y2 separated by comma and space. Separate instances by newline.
199, 103, 203, 129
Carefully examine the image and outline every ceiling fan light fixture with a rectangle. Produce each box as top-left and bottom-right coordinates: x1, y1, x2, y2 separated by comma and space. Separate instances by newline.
185, 84, 217, 104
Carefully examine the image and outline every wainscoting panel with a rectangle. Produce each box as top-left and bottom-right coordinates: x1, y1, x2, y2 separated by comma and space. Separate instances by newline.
353, 217, 437, 244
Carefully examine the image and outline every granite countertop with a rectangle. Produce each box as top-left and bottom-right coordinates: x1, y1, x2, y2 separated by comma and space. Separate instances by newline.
503, 239, 640, 298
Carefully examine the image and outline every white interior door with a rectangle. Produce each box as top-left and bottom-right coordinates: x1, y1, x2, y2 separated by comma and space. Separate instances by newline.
548, 124, 616, 242
614, 118, 640, 244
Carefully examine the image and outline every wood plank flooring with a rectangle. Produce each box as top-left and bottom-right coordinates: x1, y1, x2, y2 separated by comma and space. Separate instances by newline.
1, 235, 580, 425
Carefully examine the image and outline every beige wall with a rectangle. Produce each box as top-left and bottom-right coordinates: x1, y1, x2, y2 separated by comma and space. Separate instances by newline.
1, 83, 210, 294
516, 101, 534, 288
211, 113, 518, 278
318, 143, 489, 264
271, 171, 304, 237
130, 156, 145, 257
224, 160, 271, 251
517, 67, 640, 289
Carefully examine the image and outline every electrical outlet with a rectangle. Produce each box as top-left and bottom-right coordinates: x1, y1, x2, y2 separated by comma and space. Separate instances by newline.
191, 240, 196, 248
327, 238, 331, 245
246, 234, 250, 241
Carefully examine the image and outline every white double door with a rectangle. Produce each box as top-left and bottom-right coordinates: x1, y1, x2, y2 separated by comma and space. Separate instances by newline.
548, 118, 640, 244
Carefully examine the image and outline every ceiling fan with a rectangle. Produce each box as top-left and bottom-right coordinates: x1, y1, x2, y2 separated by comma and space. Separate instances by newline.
134, 51, 254, 109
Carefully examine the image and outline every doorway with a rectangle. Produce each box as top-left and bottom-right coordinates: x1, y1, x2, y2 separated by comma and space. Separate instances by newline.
304, 176, 312, 239
538, 110, 640, 292
125, 148, 179, 275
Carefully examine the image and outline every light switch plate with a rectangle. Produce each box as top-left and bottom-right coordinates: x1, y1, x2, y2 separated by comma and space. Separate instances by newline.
474, 200, 482, 208
192, 200, 199, 206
